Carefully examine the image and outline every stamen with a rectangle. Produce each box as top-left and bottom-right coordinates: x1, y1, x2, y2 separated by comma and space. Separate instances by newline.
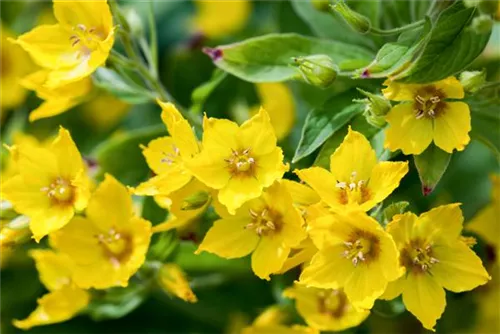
415, 95, 426, 104
430, 96, 440, 103
336, 182, 347, 189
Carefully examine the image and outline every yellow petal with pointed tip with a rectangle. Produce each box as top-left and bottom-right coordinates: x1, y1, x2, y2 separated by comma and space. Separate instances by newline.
158, 101, 199, 157
433, 77, 464, 99
29, 249, 73, 291
362, 161, 408, 211
433, 102, 471, 153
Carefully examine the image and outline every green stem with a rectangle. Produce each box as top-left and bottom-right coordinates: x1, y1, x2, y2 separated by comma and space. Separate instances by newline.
148, 2, 159, 78
481, 81, 500, 90
370, 19, 425, 36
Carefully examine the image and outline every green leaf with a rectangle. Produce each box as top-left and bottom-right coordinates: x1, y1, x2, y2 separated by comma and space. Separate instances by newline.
372, 297, 406, 318
93, 124, 166, 185
467, 95, 500, 159
147, 231, 178, 262
290, 0, 376, 50
292, 90, 363, 163
93, 67, 154, 104
414, 143, 451, 196
206, 33, 374, 83
383, 201, 410, 225
190, 69, 227, 115
397, 3, 491, 83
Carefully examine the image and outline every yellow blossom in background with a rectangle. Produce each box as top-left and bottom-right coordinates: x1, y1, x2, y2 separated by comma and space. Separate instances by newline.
250, 83, 296, 140
13, 0, 114, 88
466, 175, 500, 249
241, 305, 319, 334
300, 211, 401, 309
21, 70, 92, 122
2, 127, 91, 241
13, 250, 89, 330
383, 204, 490, 330
50, 175, 152, 289
196, 181, 306, 280
283, 284, 370, 331
187, 108, 288, 214
134, 101, 199, 197
296, 128, 408, 213
158, 263, 197, 303
192, 0, 251, 39
383, 77, 470, 155
81, 90, 130, 130
0, 26, 32, 112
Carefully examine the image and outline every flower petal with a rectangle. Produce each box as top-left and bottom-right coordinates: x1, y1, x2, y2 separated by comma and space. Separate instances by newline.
431, 242, 490, 292
295, 167, 344, 210
385, 103, 433, 155
252, 236, 290, 280
255, 148, 287, 188
159, 101, 199, 157
382, 79, 420, 101
433, 77, 464, 99
362, 161, 408, 211
218, 177, 263, 214
186, 150, 231, 190
433, 102, 471, 153
29, 99, 77, 122
51, 127, 85, 180
402, 273, 446, 331
53, 0, 113, 34
344, 262, 387, 309
415, 203, 463, 245
380, 276, 406, 300
29, 249, 73, 291
196, 217, 259, 258
240, 107, 278, 155
386, 212, 418, 247
466, 204, 499, 248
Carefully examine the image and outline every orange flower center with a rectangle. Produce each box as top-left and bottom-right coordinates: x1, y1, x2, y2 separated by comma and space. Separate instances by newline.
336, 171, 370, 205
245, 207, 282, 236
413, 86, 446, 119
96, 227, 133, 268
342, 229, 380, 266
225, 148, 256, 177
317, 289, 348, 319
69, 24, 105, 59
401, 239, 439, 273
43, 177, 75, 205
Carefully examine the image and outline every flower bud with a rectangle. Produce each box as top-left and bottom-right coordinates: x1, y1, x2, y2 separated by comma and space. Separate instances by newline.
123, 7, 144, 37
471, 14, 494, 34
459, 70, 486, 94
311, 0, 330, 12
253, 306, 288, 327
330, 0, 371, 34
181, 191, 210, 210
0, 217, 31, 249
355, 88, 392, 128
158, 263, 197, 303
478, 0, 499, 15
293, 55, 337, 89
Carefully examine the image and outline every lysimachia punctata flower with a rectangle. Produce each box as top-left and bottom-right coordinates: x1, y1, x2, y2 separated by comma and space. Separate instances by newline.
2, 127, 91, 241
466, 175, 500, 249
134, 101, 199, 198
13, 0, 114, 88
192, 0, 251, 39
50, 175, 152, 289
21, 70, 92, 121
241, 306, 319, 334
383, 77, 470, 155
187, 108, 288, 214
300, 211, 401, 309
383, 204, 490, 330
13, 250, 89, 330
296, 128, 408, 212
196, 181, 307, 280
283, 284, 370, 331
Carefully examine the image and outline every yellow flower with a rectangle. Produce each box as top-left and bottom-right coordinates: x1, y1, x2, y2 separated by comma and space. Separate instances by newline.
0, 26, 32, 111
50, 174, 152, 289
13, 0, 114, 88
2, 127, 91, 241
187, 108, 288, 214
299, 211, 401, 309
383, 77, 471, 155
283, 284, 370, 331
277, 238, 317, 274
134, 101, 199, 197
82, 90, 130, 130
196, 181, 307, 280
21, 70, 92, 121
13, 250, 89, 330
250, 83, 296, 140
158, 263, 197, 303
192, 0, 251, 39
383, 204, 490, 330
470, 264, 500, 334
241, 305, 319, 334
466, 175, 500, 249
296, 128, 408, 213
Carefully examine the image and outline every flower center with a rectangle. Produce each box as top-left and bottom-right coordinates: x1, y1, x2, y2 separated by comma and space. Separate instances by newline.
69, 24, 105, 59
317, 289, 348, 319
413, 86, 446, 119
225, 148, 256, 177
96, 227, 133, 268
342, 230, 380, 266
335, 171, 370, 205
401, 240, 439, 273
42, 177, 75, 204
245, 207, 282, 236
160, 145, 181, 165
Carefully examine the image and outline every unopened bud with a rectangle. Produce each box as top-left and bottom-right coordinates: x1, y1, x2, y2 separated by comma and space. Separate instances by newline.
478, 0, 499, 15
0, 218, 31, 249
123, 7, 144, 36
181, 191, 210, 210
293, 55, 337, 89
459, 70, 486, 94
355, 88, 391, 128
158, 263, 197, 303
471, 14, 493, 34
330, 0, 371, 34
253, 306, 288, 327
311, 0, 330, 12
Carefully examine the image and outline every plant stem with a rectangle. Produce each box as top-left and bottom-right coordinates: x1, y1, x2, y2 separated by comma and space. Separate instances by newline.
148, 2, 159, 78
370, 19, 425, 36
